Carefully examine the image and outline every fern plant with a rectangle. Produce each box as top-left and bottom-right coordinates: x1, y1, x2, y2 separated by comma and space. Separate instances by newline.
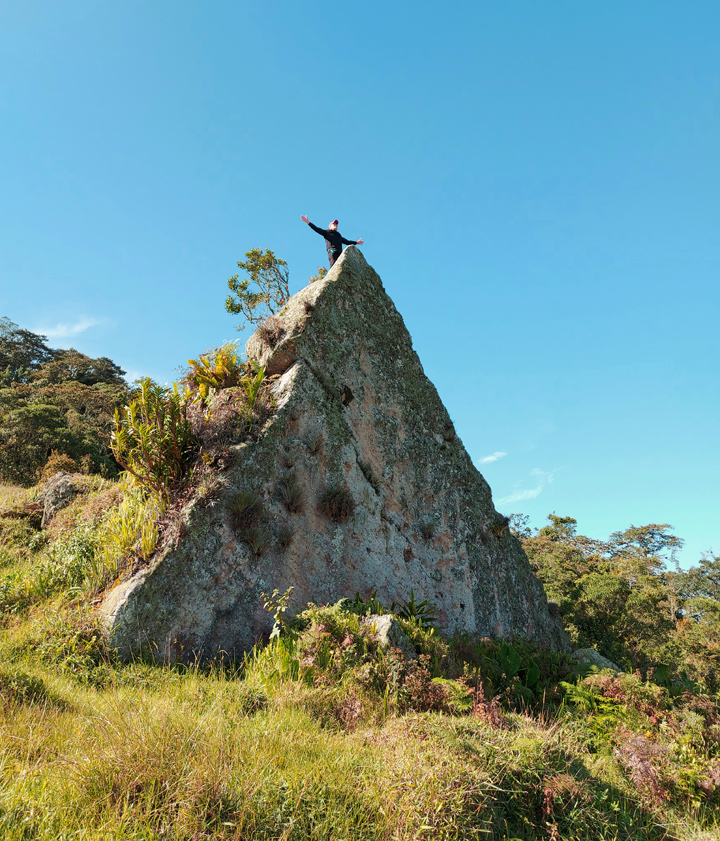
111, 378, 196, 497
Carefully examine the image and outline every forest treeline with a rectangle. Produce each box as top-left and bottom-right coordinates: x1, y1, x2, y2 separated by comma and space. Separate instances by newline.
514, 513, 720, 688
0, 317, 129, 484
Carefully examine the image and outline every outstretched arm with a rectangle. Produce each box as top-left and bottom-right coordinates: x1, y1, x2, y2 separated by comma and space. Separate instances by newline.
302, 215, 328, 236
341, 236, 364, 245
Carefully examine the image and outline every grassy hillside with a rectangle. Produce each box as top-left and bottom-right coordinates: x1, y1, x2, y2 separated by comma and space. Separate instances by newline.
1, 477, 719, 840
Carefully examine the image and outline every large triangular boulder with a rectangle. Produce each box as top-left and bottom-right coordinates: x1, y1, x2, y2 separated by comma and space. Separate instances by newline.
101, 247, 569, 659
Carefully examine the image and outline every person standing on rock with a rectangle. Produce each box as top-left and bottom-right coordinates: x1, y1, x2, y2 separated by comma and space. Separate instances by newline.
301, 216, 364, 267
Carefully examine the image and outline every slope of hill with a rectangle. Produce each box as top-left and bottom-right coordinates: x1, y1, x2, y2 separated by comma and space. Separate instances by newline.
1, 476, 719, 840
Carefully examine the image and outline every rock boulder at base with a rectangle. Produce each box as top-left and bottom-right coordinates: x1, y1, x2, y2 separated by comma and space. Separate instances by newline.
101, 247, 569, 660
572, 648, 622, 674
362, 615, 417, 661
40, 472, 77, 528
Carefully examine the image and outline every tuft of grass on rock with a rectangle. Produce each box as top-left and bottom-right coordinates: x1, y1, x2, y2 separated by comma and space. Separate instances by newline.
279, 471, 304, 513
227, 489, 263, 533
320, 485, 354, 522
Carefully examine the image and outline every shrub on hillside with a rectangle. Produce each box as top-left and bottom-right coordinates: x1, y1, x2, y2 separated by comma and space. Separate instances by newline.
111, 378, 196, 497
40, 451, 79, 479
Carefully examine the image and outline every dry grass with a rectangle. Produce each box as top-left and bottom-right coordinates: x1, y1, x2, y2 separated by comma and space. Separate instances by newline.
0, 484, 34, 510
256, 315, 286, 348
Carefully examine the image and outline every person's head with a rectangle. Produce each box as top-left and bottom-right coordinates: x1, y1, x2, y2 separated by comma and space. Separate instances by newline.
328, 219, 338, 230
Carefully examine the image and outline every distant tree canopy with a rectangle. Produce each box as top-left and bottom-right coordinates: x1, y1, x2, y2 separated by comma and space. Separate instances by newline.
0, 318, 130, 485
517, 513, 720, 689
0, 317, 55, 386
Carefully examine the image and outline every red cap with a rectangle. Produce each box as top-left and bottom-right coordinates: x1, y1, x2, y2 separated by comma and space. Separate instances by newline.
330, 219, 338, 226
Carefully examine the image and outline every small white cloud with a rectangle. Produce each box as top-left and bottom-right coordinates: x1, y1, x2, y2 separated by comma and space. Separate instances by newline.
477, 451, 507, 464
34, 316, 101, 340
530, 468, 555, 485
497, 467, 557, 507
497, 487, 543, 505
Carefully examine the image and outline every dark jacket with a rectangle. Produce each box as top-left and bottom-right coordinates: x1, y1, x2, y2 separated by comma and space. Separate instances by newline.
308, 222, 358, 256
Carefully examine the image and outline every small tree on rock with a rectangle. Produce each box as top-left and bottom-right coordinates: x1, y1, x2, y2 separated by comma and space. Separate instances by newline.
225, 249, 289, 332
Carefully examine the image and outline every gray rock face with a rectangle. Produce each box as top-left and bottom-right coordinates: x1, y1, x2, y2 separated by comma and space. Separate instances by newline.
40, 472, 77, 528
101, 247, 569, 661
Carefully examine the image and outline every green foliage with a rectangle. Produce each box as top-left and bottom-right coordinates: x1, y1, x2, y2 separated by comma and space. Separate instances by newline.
111, 378, 196, 497
240, 361, 267, 430
522, 512, 720, 690
345, 590, 386, 618
185, 343, 245, 404
508, 511, 532, 539
2, 478, 720, 839
278, 470, 304, 512
228, 488, 262, 532
225, 248, 289, 332
262, 586, 295, 641
0, 322, 128, 484
539, 513, 578, 540
0, 486, 718, 841
30, 608, 114, 686
675, 552, 720, 688
0, 479, 162, 615
559, 671, 720, 810
450, 633, 569, 707
95, 480, 165, 583
308, 265, 328, 284
392, 588, 439, 627
40, 450, 80, 479
30, 347, 126, 387
0, 522, 99, 613
0, 317, 55, 385
227, 489, 270, 556
0, 666, 59, 708
0, 403, 79, 484
524, 515, 685, 678
244, 524, 270, 557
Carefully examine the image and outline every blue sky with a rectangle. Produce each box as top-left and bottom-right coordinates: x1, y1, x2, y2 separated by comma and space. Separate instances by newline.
1, 2, 718, 566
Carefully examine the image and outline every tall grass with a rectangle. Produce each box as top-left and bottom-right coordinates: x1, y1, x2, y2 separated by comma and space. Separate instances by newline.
0, 477, 163, 613
95, 479, 165, 586
0, 481, 719, 840
2, 653, 714, 841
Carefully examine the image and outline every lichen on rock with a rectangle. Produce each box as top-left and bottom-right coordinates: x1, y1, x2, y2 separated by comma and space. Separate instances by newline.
101, 247, 569, 661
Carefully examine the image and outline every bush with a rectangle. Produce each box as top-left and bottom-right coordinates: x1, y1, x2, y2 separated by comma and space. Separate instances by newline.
111, 378, 196, 497
41, 451, 79, 479
225, 247, 289, 331
185, 344, 245, 404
